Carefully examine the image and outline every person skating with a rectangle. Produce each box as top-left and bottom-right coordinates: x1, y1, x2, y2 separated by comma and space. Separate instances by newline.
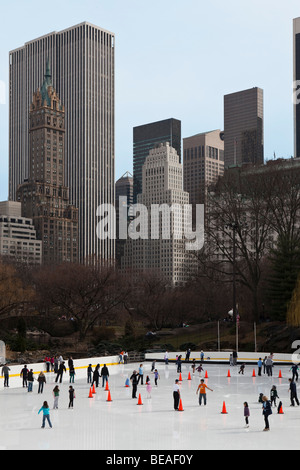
27, 369, 35, 392
137, 364, 144, 385
68, 386, 75, 408
69, 365, 75, 383
101, 364, 109, 388
257, 358, 263, 377
262, 396, 272, 431
37, 372, 46, 394
239, 364, 246, 375
153, 369, 160, 386
289, 378, 300, 406
130, 370, 139, 399
173, 379, 181, 410
290, 364, 299, 382
196, 379, 213, 406
55, 361, 67, 384
20, 365, 29, 388
270, 385, 279, 407
92, 364, 100, 388
244, 402, 250, 428
53, 385, 60, 409
38, 401, 52, 429
87, 364, 93, 384
1, 364, 10, 387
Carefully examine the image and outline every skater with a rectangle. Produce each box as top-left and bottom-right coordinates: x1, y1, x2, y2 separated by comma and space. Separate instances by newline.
55, 361, 67, 384
239, 363, 246, 375
87, 364, 93, 384
290, 364, 299, 382
196, 363, 204, 376
266, 356, 273, 377
263, 356, 267, 375
146, 378, 152, 398
196, 379, 213, 406
1, 364, 10, 388
38, 401, 52, 428
69, 365, 75, 383
257, 358, 263, 377
200, 350, 205, 362
145, 375, 150, 385
153, 369, 160, 386
191, 359, 196, 374
289, 378, 300, 406
185, 348, 191, 361
101, 364, 109, 388
137, 364, 144, 385
173, 379, 181, 410
232, 351, 238, 366
53, 385, 60, 409
20, 365, 29, 388
262, 396, 272, 431
68, 386, 75, 408
151, 360, 156, 372
38, 372, 46, 394
244, 402, 250, 428
164, 351, 169, 365
92, 364, 100, 388
177, 355, 182, 373
270, 385, 279, 407
27, 369, 35, 392
130, 370, 139, 399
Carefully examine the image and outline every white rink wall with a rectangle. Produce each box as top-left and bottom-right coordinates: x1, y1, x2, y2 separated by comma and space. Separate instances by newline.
145, 351, 294, 364
0, 355, 120, 389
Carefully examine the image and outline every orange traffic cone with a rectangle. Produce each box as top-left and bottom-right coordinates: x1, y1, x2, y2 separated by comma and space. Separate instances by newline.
178, 399, 184, 411
105, 380, 109, 391
137, 393, 143, 405
278, 404, 284, 414
252, 369, 256, 378
188, 372, 191, 380
278, 370, 282, 379
107, 391, 112, 402
88, 387, 93, 398
227, 370, 231, 378
205, 371, 208, 379
221, 401, 228, 414
92, 383, 96, 394
179, 373, 182, 382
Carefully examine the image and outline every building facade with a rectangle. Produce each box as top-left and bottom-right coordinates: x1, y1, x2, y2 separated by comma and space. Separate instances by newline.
17, 64, 78, 265
0, 201, 42, 265
133, 118, 181, 203
183, 130, 224, 208
9, 22, 115, 262
122, 143, 196, 286
224, 87, 264, 168
294, 17, 300, 158
115, 171, 133, 265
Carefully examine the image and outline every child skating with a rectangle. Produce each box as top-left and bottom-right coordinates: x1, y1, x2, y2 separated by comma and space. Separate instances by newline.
244, 402, 250, 428
53, 385, 60, 409
270, 385, 279, 407
196, 379, 213, 406
38, 401, 52, 429
69, 386, 76, 408
146, 378, 152, 398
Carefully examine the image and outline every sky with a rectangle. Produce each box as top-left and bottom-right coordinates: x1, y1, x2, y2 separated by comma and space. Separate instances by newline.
0, 0, 299, 201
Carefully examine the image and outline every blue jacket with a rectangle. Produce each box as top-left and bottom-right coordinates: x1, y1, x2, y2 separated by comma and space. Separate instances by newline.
38, 407, 50, 416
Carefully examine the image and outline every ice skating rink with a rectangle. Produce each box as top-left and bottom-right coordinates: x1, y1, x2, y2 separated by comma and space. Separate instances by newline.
0, 361, 299, 450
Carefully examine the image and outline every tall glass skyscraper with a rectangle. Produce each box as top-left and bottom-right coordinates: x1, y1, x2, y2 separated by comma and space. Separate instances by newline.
9, 22, 115, 262
133, 118, 181, 203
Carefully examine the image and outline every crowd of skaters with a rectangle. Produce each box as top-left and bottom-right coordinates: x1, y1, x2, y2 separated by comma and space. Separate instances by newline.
1, 349, 300, 431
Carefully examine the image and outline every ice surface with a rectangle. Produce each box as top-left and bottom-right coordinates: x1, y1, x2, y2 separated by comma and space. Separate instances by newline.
0, 362, 299, 450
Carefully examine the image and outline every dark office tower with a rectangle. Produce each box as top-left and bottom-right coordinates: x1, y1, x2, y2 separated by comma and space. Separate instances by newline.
133, 118, 181, 202
17, 64, 78, 265
9, 22, 115, 263
294, 18, 300, 157
224, 87, 264, 168
115, 172, 133, 265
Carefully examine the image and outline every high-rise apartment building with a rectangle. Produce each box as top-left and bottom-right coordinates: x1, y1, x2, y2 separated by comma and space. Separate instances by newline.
224, 87, 264, 168
294, 17, 300, 158
122, 143, 196, 286
0, 201, 42, 265
183, 130, 224, 207
9, 22, 115, 262
17, 65, 78, 265
133, 118, 181, 203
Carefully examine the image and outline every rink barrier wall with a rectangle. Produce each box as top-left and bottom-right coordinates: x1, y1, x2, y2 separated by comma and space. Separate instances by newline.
145, 351, 295, 365
0, 355, 120, 384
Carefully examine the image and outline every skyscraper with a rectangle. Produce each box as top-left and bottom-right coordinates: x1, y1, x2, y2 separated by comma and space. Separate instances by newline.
133, 118, 181, 203
183, 130, 224, 208
9, 22, 115, 262
115, 171, 133, 265
224, 87, 264, 168
17, 64, 78, 265
294, 17, 300, 158
122, 143, 196, 286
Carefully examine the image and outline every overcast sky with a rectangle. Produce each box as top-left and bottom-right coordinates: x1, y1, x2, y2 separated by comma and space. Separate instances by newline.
0, 0, 299, 201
